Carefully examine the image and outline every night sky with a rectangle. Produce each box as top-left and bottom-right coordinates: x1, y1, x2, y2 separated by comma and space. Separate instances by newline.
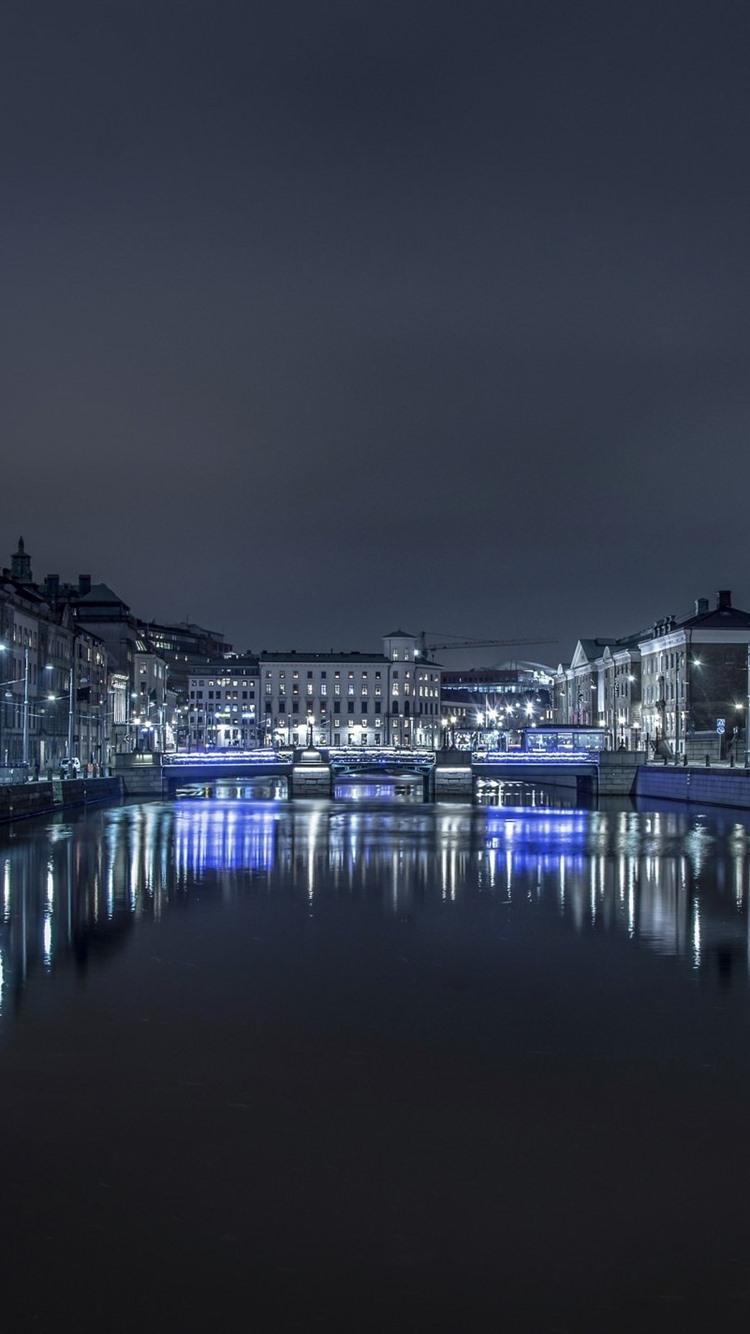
2, 1, 749, 663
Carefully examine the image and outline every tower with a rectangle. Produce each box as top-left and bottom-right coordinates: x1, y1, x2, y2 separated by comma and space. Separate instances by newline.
11, 536, 33, 584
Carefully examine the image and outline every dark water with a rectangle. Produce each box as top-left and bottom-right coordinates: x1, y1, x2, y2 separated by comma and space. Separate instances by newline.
2, 785, 750, 1332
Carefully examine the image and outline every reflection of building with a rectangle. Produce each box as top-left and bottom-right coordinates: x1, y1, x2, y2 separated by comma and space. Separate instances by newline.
2, 800, 748, 1022
258, 631, 442, 748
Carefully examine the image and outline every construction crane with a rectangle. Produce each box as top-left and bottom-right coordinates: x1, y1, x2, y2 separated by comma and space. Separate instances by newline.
418, 631, 554, 658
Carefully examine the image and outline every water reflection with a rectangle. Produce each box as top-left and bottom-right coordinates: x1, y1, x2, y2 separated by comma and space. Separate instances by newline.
1, 795, 750, 1020
333, 777, 423, 802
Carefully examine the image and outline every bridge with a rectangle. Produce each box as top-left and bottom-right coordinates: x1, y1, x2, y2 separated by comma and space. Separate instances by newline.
472, 749, 599, 779
116, 744, 639, 800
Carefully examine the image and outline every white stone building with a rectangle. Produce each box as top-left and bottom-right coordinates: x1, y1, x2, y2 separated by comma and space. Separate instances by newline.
258, 631, 442, 749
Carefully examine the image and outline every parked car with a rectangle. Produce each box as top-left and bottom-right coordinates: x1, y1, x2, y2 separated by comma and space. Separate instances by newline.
59, 757, 81, 778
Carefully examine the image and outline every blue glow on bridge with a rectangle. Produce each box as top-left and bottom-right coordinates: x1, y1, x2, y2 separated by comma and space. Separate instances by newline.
164, 749, 293, 766
165, 747, 596, 767
474, 750, 598, 766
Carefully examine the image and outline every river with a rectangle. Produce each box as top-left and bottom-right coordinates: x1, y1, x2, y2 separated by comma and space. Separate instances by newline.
1, 781, 750, 1331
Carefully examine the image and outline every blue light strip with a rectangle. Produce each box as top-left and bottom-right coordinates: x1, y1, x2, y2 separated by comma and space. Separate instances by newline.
475, 751, 598, 765
165, 750, 293, 766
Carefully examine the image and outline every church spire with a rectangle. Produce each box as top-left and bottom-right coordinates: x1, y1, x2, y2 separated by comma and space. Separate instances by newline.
11, 536, 33, 584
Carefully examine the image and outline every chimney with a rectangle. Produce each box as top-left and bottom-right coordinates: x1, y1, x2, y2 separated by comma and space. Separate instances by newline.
78, 574, 91, 596
717, 589, 732, 611
44, 573, 60, 599
694, 597, 709, 616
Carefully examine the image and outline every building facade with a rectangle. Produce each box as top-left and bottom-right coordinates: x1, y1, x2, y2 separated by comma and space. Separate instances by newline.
186, 658, 259, 748
639, 592, 750, 759
1, 541, 111, 772
255, 631, 442, 750
555, 591, 750, 756
440, 662, 554, 741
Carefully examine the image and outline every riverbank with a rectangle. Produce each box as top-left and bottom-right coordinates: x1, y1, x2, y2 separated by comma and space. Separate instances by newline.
636, 764, 750, 809
0, 776, 124, 824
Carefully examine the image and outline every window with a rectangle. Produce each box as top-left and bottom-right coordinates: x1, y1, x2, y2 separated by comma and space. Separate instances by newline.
347, 701, 354, 714
292, 701, 300, 714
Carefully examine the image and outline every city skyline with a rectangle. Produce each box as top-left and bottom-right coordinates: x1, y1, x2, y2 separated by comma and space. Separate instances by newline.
4, 530, 750, 671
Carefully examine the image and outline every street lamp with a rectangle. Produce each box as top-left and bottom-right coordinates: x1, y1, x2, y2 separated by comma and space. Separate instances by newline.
741, 645, 747, 773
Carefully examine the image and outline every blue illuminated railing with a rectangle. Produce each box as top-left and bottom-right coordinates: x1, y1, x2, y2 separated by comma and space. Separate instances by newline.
329, 747, 436, 765
164, 749, 293, 766
474, 750, 599, 765
164, 747, 598, 769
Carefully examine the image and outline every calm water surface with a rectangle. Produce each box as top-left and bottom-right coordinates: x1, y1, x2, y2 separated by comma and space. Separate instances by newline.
2, 783, 750, 1332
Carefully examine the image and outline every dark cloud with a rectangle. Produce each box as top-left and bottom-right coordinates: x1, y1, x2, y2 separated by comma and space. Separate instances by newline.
2, 0, 749, 662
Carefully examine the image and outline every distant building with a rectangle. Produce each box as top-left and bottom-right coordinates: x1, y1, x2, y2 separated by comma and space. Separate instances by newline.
141, 620, 233, 747
555, 589, 750, 756
186, 657, 259, 749
441, 662, 554, 736
555, 636, 643, 749
1, 539, 110, 771
33, 563, 176, 755
639, 591, 750, 759
257, 631, 442, 749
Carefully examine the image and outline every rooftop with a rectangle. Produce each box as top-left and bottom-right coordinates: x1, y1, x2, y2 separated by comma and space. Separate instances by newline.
260, 650, 390, 663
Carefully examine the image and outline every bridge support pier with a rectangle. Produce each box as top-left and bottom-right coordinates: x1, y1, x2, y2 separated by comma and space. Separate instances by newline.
291, 751, 332, 797
433, 763, 473, 799
114, 752, 164, 797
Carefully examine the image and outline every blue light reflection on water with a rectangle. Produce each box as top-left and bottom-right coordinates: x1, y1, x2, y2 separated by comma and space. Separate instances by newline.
0, 795, 749, 1018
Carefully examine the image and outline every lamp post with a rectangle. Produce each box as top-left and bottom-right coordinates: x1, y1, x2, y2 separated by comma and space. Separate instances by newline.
741, 645, 747, 773
21, 645, 30, 766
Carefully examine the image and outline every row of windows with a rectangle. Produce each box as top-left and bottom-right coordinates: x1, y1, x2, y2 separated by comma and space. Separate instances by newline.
642, 652, 685, 675
190, 689, 254, 700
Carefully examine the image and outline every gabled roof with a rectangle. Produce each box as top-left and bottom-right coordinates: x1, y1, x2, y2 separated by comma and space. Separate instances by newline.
77, 582, 129, 608
384, 628, 415, 638
570, 638, 614, 669
680, 605, 750, 629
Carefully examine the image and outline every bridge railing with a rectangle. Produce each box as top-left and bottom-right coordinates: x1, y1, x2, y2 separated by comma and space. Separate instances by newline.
164, 749, 294, 766
328, 747, 436, 765
473, 750, 599, 765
